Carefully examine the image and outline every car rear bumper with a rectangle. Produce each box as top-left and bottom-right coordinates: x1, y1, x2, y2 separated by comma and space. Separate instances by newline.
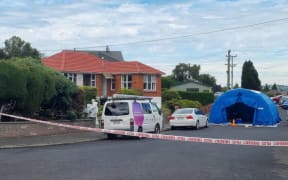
169, 120, 197, 127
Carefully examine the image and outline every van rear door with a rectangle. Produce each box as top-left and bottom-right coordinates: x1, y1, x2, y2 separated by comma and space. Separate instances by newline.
103, 101, 131, 130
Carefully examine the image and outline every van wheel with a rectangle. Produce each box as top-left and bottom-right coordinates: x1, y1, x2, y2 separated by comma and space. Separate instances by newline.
154, 124, 160, 134
138, 127, 143, 132
107, 133, 115, 139
137, 127, 143, 139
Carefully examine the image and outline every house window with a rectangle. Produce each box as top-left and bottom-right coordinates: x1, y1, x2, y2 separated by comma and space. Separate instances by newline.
144, 74, 156, 91
187, 88, 199, 92
121, 75, 132, 89
91, 74, 96, 86
111, 75, 115, 90
83, 74, 96, 87
64, 73, 77, 84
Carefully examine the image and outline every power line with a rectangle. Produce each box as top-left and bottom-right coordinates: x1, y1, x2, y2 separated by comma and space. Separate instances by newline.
40, 17, 288, 52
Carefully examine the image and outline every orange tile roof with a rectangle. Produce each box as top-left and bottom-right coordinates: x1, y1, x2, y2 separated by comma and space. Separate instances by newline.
43, 50, 164, 75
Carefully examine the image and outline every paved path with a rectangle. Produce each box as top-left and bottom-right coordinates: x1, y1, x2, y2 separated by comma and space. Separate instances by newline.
0, 120, 171, 149
0, 132, 106, 149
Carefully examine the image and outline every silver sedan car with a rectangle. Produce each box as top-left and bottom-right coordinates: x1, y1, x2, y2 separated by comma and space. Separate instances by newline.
169, 108, 208, 130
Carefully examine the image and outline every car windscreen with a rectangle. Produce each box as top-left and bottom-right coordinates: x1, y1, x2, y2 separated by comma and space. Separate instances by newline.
104, 102, 129, 116
174, 108, 193, 114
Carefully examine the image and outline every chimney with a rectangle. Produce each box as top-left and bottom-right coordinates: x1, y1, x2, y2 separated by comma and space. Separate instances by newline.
106, 45, 110, 53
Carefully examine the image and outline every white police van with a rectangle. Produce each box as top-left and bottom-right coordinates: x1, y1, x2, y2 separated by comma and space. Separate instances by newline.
102, 94, 163, 139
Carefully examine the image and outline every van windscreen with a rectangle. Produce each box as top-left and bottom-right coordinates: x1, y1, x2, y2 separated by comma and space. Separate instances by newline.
104, 102, 129, 116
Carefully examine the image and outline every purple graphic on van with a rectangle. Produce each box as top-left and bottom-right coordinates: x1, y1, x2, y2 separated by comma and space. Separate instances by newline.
132, 102, 144, 126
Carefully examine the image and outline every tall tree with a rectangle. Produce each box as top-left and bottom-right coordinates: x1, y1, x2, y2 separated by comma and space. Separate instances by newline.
0, 49, 5, 59
198, 74, 216, 87
0, 36, 41, 60
263, 84, 270, 92
162, 76, 177, 89
241, 60, 261, 91
172, 63, 200, 81
233, 83, 239, 89
271, 83, 277, 90
187, 64, 200, 80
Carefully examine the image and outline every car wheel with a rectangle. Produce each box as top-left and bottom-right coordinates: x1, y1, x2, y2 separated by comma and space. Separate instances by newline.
170, 126, 175, 130
195, 121, 200, 130
205, 120, 208, 128
154, 124, 160, 134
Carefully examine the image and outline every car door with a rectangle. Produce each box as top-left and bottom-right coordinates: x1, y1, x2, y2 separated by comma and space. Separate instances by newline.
195, 109, 206, 127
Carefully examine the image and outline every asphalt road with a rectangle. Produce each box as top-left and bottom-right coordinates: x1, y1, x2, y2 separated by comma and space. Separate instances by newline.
1, 123, 288, 180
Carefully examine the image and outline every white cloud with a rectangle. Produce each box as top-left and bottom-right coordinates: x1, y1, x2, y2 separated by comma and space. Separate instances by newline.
116, 3, 145, 13
0, 0, 288, 86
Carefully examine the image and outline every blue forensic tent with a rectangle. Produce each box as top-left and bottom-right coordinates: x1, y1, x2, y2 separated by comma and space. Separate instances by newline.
209, 88, 280, 126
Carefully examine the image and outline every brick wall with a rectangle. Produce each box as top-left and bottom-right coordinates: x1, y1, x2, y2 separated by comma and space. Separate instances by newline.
142, 74, 162, 97
96, 74, 103, 97
99, 74, 162, 97
0, 120, 95, 138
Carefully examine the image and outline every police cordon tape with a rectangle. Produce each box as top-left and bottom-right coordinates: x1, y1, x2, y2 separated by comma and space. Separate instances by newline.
1, 112, 288, 147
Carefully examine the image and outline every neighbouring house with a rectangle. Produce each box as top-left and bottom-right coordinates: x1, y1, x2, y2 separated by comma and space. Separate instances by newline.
76, 45, 125, 62
42, 50, 164, 106
170, 80, 212, 92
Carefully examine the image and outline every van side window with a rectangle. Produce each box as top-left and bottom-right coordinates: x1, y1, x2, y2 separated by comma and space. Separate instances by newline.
151, 103, 159, 113
141, 103, 152, 114
104, 102, 129, 116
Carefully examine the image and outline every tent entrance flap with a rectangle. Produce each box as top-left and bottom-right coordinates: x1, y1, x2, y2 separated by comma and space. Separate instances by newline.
226, 102, 255, 124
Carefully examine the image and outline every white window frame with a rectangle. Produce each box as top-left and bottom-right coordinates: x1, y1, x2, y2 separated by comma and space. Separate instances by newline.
64, 73, 77, 84
111, 75, 116, 90
83, 73, 96, 87
91, 74, 96, 86
121, 74, 132, 89
144, 74, 156, 91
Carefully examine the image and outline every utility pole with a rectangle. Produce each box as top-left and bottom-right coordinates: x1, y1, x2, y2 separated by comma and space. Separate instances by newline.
226, 50, 231, 89
225, 49, 237, 89
230, 54, 237, 88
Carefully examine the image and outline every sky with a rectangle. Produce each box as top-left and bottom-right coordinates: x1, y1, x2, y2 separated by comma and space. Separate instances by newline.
1, 0, 288, 86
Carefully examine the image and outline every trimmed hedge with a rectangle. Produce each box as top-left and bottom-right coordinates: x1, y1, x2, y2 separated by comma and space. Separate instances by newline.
79, 86, 97, 104
177, 91, 214, 106
0, 58, 81, 119
119, 88, 143, 95
162, 90, 181, 102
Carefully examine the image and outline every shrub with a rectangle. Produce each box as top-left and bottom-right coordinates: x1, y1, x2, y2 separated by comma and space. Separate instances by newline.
67, 110, 77, 121
0, 61, 27, 103
175, 99, 202, 108
177, 91, 214, 105
162, 90, 181, 102
0, 58, 83, 120
79, 86, 97, 105
165, 99, 201, 113
119, 88, 143, 95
